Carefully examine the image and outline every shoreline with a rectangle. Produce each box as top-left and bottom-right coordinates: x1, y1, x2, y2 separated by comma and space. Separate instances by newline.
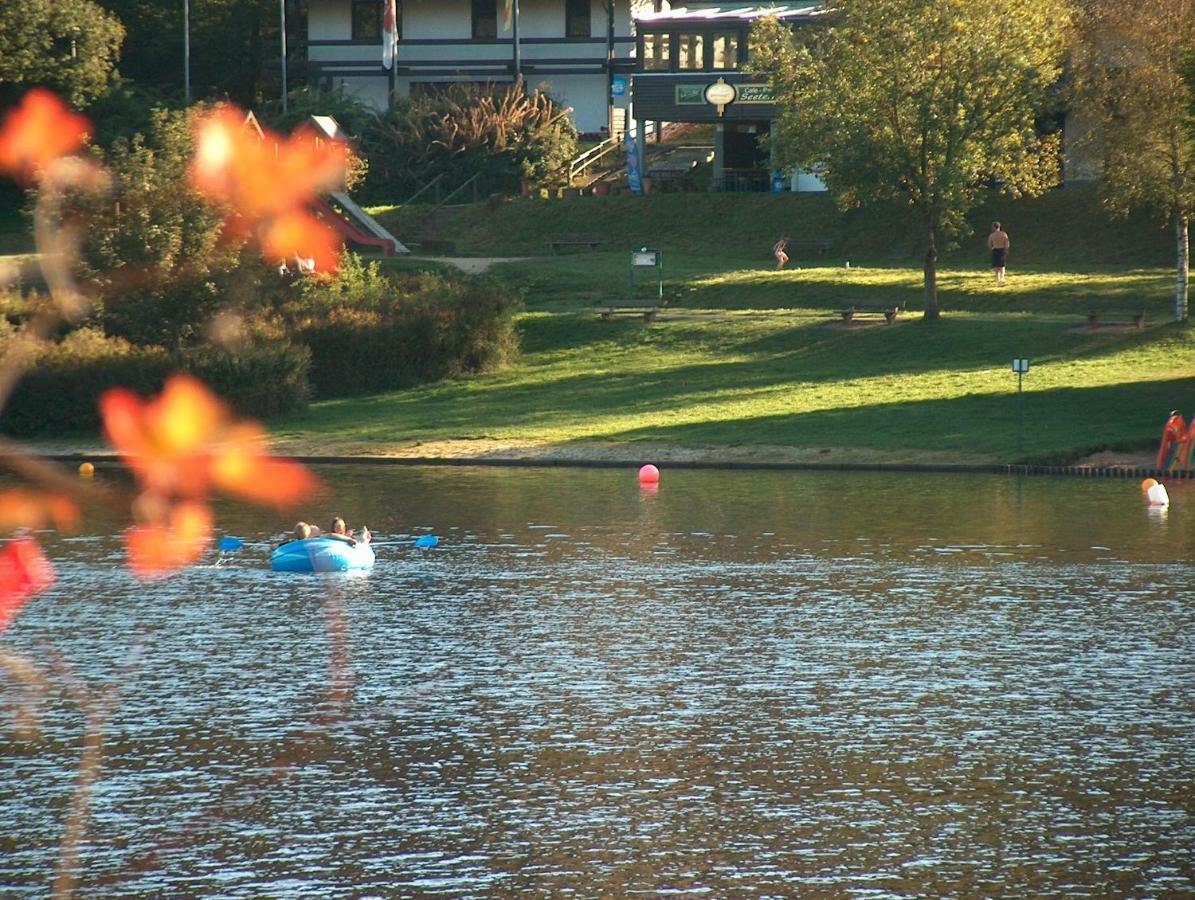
25, 443, 1177, 479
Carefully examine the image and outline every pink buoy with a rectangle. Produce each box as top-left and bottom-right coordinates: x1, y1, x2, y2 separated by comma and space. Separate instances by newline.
638, 464, 660, 484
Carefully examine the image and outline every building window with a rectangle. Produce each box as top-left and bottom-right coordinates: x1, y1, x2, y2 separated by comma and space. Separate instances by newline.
351, 0, 381, 42
677, 33, 704, 70
711, 32, 739, 69
643, 32, 670, 71
566, 0, 590, 38
473, 0, 497, 39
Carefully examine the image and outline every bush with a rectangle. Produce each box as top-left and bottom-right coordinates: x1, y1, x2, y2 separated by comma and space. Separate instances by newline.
0, 328, 311, 436
292, 263, 520, 398
181, 340, 310, 419
356, 80, 578, 203
1, 329, 171, 436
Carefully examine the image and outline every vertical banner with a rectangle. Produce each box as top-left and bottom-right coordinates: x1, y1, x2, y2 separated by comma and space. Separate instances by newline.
382, 0, 398, 69
625, 130, 642, 194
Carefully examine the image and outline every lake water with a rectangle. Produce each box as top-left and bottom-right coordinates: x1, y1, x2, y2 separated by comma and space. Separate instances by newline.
2, 466, 1194, 896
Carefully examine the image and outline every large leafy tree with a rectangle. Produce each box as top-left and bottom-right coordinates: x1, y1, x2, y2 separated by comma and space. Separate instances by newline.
96, 0, 303, 107
1072, 0, 1195, 322
752, 0, 1071, 319
0, 0, 124, 107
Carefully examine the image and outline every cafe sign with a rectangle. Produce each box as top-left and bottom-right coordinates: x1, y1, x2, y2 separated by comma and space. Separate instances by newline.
675, 81, 775, 113
704, 78, 737, 116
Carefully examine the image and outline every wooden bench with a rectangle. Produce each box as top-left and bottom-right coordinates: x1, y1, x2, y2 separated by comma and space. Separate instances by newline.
839, 305, 902, 325
787, 238, 834, 257
1087, 309, 1146, 329
600, 305, 659, 322
548, 234, 604, 253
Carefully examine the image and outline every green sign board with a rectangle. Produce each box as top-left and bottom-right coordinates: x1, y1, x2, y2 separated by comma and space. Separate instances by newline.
736, 84, 776, 103
674, 82, 775, 106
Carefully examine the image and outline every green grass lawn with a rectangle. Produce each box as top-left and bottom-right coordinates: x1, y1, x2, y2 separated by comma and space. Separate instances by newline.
271, 310, 1195, 464
486, 253, 1176, 316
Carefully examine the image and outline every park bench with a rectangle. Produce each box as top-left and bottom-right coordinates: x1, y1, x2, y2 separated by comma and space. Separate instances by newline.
838, 304, 902, 325
1086, 308, 1146, 329
786, 237, 834, 257
600, 305, 659, 322
548, 233, 604, 253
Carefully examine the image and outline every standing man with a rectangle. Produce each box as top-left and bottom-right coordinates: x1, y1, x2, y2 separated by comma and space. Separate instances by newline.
988, 221, 1010, 286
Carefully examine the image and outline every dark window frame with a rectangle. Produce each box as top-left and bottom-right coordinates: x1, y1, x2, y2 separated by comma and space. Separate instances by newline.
637, 25, 751, 72
472, 0, 498, 39
565, 0, 591, 38
351, 0, 382, 43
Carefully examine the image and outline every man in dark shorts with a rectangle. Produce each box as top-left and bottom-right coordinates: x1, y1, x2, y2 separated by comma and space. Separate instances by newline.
988, 221, 1010, 286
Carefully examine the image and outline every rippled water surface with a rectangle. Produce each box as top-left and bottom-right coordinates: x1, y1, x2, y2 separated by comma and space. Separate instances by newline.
2, 466, 1194, 896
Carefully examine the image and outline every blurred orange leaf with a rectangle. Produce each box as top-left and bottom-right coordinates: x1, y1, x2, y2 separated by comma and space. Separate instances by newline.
0, 538, 55, 632
0, 89, 91, 184
190, 107, 347, 270
210, 423, 321, 510
125, 501, 212, 579
0, 490, 80, 534
101, 374, 318, 510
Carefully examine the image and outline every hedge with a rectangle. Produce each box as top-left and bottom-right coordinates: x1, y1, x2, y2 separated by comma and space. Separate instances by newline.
0, 329, 310, 436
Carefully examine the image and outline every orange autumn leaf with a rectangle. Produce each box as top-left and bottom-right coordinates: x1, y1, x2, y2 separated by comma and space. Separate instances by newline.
210, 423, 321, 510
101, 375, 223, 497
0, 89, 91, 184
0, 490, 80, 533
101, 374, 317, 511
190, 107, 348, 270
125, 501, 212, 579
0, 538, 55, 632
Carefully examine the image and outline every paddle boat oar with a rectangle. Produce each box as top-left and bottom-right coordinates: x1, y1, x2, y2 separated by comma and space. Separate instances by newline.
370, 535, 439, 548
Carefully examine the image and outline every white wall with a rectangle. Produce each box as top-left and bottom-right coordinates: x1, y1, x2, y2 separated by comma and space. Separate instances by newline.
310, 0, 635, 131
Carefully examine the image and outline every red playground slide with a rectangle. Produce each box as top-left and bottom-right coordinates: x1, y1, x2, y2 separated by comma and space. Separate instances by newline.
1156, 411, 1186, 470
311, 197, 396, 256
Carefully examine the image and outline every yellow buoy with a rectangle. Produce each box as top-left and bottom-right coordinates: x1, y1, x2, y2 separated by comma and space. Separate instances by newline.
78, 461, 95, 479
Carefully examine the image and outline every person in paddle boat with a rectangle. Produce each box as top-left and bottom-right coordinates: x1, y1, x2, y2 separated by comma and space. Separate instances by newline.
329, 516, 371, 545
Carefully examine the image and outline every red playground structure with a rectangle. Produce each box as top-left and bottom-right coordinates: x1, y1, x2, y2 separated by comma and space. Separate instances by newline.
1157, 411, 1195, 472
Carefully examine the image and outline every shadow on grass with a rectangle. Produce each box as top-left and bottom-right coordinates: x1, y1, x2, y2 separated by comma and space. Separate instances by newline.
581, 378, 1194, 460
283, 315, 1192, 457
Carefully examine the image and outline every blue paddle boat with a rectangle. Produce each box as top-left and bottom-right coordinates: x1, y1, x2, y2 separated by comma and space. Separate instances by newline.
270, 536, 375, 573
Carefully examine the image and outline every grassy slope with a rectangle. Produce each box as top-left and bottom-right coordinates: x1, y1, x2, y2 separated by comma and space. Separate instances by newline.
316, 188, 1193, 464
272, 311, 1195, 464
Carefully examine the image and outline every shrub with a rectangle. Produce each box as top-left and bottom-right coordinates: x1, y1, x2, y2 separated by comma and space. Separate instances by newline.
1, 329, 171, 436
181, 340, 310, 419
0, 328, 310, 436
293, 264, 520, 398
357, 80, 578, 202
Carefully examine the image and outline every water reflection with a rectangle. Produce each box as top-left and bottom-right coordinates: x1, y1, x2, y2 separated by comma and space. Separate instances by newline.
2, 467, 1194, 895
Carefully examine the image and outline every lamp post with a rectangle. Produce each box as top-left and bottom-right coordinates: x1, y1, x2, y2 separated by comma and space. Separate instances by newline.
280, 0, 288, 113
183, 0, 191, 103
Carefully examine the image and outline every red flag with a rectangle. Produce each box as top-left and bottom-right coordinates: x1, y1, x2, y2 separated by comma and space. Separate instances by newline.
503, 0, 513, 32
382, 0, 398, 70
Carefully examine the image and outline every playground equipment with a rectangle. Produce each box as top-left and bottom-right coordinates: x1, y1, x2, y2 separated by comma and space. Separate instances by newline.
308, 116, 409, 257
1156, 411, 1194, 472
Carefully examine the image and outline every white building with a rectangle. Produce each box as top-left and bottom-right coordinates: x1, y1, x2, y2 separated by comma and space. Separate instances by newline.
307, 0, 652, 135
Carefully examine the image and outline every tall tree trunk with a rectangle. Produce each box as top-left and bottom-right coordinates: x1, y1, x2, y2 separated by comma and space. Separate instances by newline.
1176, 212, 1190, 323
923, 219, 940, 320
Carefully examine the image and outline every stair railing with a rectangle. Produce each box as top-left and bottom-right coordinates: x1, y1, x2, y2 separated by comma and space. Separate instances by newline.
402, 173, 445, 206
426, 173, 482, 216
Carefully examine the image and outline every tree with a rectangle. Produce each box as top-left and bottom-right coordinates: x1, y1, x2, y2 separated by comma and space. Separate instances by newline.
751, 0, 1071, 319
80, 106, 258, 346
1072, 0, 1195, 322
96, 0, 304, 108
0, 0, 124, 108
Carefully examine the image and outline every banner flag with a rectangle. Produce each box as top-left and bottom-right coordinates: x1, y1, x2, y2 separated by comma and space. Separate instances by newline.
382, 0, 398, 70
503, 0, 513, 32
